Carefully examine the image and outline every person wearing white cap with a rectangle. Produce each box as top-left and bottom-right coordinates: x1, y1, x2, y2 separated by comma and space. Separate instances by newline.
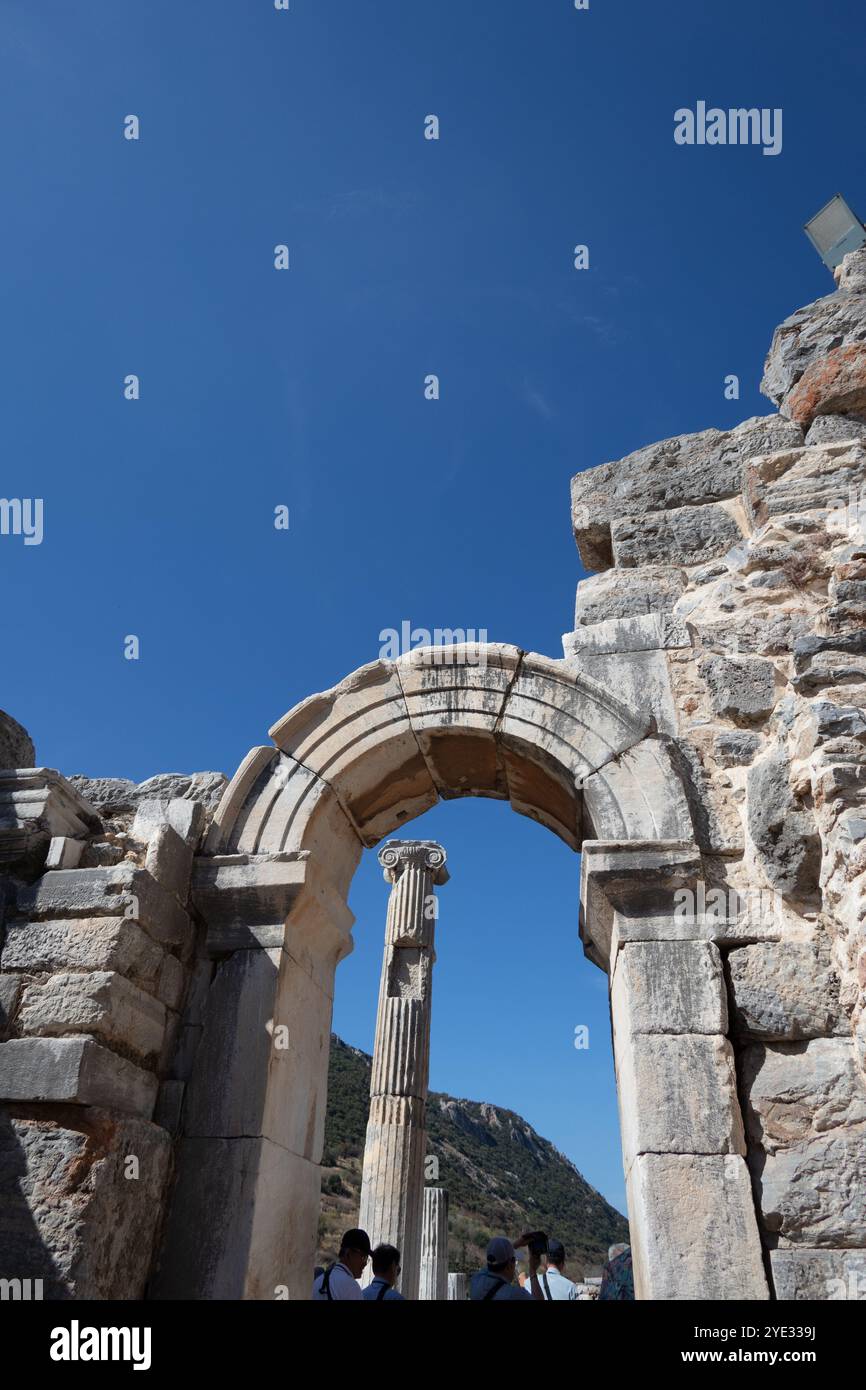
469, 1236, 544, 1301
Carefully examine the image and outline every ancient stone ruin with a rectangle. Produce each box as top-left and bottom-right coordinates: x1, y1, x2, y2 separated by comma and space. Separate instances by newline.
3, 251, 866, 1300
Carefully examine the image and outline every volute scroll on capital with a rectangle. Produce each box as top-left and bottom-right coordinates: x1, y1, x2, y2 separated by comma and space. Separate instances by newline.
378, 839, 450, 886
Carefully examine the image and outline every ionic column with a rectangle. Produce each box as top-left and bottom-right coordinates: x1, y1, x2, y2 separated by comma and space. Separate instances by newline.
358, 840, 448, 1299
419, 1186, 449, 1300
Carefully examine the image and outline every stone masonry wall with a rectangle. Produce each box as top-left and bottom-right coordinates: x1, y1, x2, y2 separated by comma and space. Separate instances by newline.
0, 741, 226, 1298
567, 246, 866, 1300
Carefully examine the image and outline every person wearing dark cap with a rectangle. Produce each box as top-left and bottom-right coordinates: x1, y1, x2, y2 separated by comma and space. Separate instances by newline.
362, 1244, 405, 1301
311, 1228, 371, 1300
470, 1236, 544, 1301
539, 1240, 580, 1300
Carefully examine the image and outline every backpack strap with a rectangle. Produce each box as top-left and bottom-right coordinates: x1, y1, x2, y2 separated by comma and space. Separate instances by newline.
375, 1280, 389, 1301
320, 1263, 336, 1300
542, 1273, 553, 1301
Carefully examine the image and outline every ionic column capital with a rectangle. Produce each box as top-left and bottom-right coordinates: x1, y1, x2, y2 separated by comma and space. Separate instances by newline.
378, 839, 449, 886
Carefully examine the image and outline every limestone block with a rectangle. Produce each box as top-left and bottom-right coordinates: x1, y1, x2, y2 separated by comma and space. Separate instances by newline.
17, 866, 192, 949
179, 942, 334, 1160
612, 941, 728, 1036
181, 948, 280, 1141
573, 567, 687, 626
727, 942, 844, 1040
0, 1108, 171, 1298
564, 650, 678, 737
156, 953, 186, 1011
0, 916, 165, 987
741, 1040, 866, 1246
626, 1154, 769, 1300
144, 822, 193, 901
69, 771, 227, 818
793, 631, 866, 695
744, 440, 866, 527
746, 745, 821, 897
45, 837, 84, 870
570, 415, 801, 569
699, 654, 778, 721
564, 611, 690, 658
616, 1033, 745, 1169
805, 413, 866, 446
771, 1248, 866, 1300
611, 501, 746, 570
0, 974, 22, 1040
132, 796, 204, 847
0, 769, 97, 876
714, 730, 762, 767
0, 709, 35, 768
762, 284, 866, 417
18, 971, 167, 1064
153, 1078, 185, 1135
0, 1037, 157, 1116
150, 1135, 321, 1300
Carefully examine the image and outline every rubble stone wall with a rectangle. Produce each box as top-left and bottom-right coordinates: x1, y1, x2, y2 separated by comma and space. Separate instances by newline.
568, 246, 866, 1299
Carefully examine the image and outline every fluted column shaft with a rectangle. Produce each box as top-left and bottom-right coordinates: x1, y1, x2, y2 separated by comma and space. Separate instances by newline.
419, 1186, 449, 1300
358, 840, 448, 1299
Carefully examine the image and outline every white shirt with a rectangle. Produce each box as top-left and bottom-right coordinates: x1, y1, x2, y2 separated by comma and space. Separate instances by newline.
540, 1266, 580, 1301
311, 1262, 363, 1301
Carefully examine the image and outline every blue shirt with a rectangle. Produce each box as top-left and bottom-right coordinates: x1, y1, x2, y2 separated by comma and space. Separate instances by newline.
470, 1269, 533, 1301
362, 1277, 405, 1301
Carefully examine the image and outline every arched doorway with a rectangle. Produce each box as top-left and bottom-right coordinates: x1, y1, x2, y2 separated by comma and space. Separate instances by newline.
150, 645, 769, 1301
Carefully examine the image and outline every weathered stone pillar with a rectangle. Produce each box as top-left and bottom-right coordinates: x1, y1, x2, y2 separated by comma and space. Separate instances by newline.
447, 1272, 467, 1301
419, 1186, 449, 1300
581, 840, 770, 1301
150, 852, 354, 1300
358, 840, 448, 1300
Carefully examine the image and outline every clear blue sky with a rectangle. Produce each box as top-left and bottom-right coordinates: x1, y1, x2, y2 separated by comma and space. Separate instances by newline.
2, 0, 863, 1214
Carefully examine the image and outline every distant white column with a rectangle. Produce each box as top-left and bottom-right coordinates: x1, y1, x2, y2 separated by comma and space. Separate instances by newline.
358, 840, 448, 1299
419, 1186, 449, 1300
447, 1272, 467, 1301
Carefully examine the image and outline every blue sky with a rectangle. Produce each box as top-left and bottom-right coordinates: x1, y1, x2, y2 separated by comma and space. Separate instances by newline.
2, 0, 864, 1214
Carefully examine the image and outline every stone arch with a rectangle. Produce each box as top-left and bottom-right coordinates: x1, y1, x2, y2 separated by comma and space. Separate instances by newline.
152, 644, 769, 1303
206, 643, 694, 893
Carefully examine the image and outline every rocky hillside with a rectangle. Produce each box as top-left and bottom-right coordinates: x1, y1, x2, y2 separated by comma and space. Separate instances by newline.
318, 1034, 628, 1278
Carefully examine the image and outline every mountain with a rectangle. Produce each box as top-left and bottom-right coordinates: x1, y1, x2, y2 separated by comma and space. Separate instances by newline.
318, 1034, 628, 1279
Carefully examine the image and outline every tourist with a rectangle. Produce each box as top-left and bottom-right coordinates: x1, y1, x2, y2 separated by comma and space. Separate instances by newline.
362, 1243, 405, 1301
470, 1236, 544, 1300
538, 1239, 580, 1300
598, 1243, 634, 1300
311, 1228, 372, 1300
